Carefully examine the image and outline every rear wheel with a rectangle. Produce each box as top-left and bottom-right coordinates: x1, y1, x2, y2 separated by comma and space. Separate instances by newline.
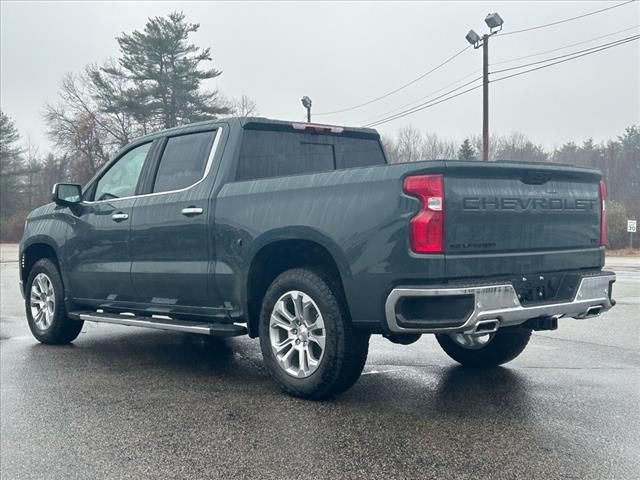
25, 258, 83, 344
436, 326, 532, 368
259, 268, 369, 399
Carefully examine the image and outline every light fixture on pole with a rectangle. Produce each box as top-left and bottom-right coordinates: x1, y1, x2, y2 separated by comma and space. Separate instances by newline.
301, 96, 312, 123
465, 12, 504, 161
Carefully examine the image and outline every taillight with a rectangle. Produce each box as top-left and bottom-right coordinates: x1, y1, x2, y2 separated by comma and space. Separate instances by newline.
599, 180, 607, 246
403, 174, 444, 253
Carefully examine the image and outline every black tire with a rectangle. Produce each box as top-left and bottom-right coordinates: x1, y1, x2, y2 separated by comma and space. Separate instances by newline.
436, 326, 532, 368
259, 268, 369, 399
25, 258, 83, 344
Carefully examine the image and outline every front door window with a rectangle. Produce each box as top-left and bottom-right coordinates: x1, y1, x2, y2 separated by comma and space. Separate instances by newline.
93, 142, 152, 201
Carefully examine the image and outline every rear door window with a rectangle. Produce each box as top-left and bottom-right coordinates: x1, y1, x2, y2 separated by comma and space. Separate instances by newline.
152, 130, 216, 193
236, 129, 385, 181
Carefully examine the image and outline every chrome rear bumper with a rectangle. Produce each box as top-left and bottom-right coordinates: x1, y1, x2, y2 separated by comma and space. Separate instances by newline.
385, 273, 616, 334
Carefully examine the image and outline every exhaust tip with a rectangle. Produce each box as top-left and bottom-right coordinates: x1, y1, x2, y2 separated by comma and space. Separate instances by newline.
585, 305, 602, 317
471, 319, 500, 336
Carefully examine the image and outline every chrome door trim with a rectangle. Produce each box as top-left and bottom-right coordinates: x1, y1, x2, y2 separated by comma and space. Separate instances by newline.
83, 127, 223, 205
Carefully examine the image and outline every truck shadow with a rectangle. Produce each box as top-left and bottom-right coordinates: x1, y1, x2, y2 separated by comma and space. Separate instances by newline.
342, 364, 533, 419
27, 329, 240, 371
431, 366, 532, 417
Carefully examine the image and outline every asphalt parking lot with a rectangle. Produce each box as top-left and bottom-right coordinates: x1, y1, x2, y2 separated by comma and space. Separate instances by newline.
1, 247, 638, 480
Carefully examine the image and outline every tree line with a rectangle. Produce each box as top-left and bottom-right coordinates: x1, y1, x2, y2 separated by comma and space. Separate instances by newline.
1, 11, 638, 249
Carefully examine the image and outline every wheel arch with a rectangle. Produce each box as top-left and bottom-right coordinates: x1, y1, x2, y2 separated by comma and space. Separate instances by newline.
244, 229, 352, 338
21, 237, 65, 296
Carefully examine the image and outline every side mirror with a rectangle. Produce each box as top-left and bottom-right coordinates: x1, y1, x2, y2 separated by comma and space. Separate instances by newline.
52, 183, 82, 206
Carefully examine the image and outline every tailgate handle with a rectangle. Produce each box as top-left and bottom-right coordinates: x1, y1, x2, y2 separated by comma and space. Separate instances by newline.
521, 171, 552, 185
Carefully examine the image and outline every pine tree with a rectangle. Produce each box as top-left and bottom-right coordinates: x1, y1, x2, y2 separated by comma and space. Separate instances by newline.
99, 12, 230, 130
0, 111, 25, 213
457, 138, 477, 160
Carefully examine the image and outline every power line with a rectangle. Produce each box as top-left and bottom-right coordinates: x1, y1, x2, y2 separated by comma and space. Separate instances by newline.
363, 33, 639, 128
499, 0, 637, 37
491, 34, 639, 83
364, 83, 483, 128
313, 45, 471, 116
356, 27, 639, 125
358, 73, 482, 125
491, 34, 640, 75
365, 84, 482, 128
492, 24, 639, 66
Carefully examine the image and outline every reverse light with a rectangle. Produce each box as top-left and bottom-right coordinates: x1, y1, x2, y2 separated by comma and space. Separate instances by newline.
599, 180, 607, 246
403, 174, 444, 254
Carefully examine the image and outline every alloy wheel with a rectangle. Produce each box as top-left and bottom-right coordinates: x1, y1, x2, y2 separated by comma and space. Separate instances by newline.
269, 290, 326, 378
30, 273, 55, 330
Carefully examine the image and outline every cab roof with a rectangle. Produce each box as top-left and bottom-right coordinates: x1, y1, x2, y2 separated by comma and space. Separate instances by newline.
132, 116, 379, 147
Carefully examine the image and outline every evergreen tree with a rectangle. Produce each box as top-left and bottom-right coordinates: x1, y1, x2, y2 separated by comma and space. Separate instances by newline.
100, 11, 230, 130
457, 138, 477, 160
0, 111, 25, 213
618, 125, 640, 216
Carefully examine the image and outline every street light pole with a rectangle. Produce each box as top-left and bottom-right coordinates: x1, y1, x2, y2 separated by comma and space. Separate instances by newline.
482, 33, 489, 162
301, 96, 312, 123
465, 12, 503, 162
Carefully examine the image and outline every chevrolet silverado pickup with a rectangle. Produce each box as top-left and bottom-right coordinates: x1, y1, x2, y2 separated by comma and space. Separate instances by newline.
19, 117, 616, 399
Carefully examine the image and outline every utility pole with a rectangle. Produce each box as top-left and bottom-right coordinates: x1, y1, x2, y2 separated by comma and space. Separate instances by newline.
465, 12, 503, 162
482, 34, 489, 162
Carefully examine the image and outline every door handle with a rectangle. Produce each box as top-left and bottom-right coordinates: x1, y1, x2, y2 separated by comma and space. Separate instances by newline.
181, 207, 203, 217
111, 212, 129, 222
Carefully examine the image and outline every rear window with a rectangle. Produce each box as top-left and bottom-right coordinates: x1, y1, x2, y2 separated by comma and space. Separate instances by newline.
152, 130, 216, 193
236, 129, 385, 181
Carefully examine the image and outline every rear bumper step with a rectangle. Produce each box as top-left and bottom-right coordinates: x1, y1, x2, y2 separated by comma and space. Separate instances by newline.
385, 272, 616, 334
71, 311, 247, 337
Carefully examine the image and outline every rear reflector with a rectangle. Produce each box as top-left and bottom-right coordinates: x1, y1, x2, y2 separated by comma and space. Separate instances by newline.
599, 180, 607, 246
403, 174, 444, 253
291, 122, 344, 133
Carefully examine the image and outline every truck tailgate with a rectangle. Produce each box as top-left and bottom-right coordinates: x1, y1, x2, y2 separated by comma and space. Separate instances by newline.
443, 161, 604, 278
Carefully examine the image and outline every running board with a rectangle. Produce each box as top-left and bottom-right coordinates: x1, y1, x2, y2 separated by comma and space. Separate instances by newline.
71, 311, 247, 337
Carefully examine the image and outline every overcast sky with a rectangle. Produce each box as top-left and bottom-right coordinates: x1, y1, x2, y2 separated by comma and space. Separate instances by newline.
1, 1, 638, 152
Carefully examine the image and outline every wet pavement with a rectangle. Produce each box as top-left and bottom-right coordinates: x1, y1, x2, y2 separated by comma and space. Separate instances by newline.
1, 258, 638, 479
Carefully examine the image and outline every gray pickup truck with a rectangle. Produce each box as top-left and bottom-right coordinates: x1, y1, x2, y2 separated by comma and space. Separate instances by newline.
19, 117, 616, 398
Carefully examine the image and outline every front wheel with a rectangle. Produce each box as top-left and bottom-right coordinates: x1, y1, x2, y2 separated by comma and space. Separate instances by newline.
259, 268, 369, 399
25, 258, 83, 344
436, 326, 532, 368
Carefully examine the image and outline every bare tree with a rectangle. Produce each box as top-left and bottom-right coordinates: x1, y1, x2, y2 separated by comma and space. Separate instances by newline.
44, 71, 121, 181
231, 94, 259, 117
44, 97, 110, 183
422, 132, 456, 160
395, 126, 423, 163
